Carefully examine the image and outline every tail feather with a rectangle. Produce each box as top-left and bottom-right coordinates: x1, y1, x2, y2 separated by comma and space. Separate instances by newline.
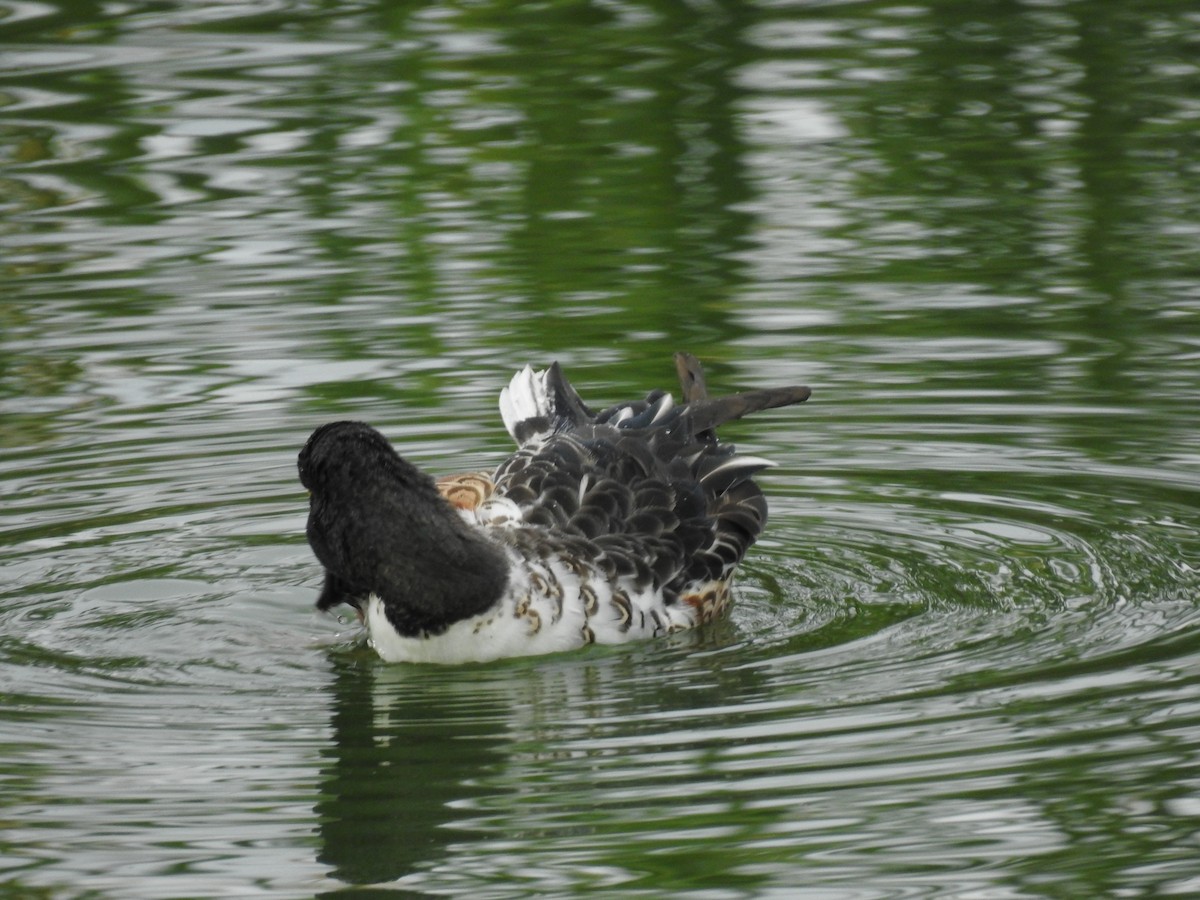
501, 356, 810, 447
498, 365, 541, 438
697, 454, 776, 494
673, 351, 709, 403
674, 352, 715, 443
543, 361, 595, 426
685, 385, 811, 438
673, 352, 810, 441
500, 361, 595, 445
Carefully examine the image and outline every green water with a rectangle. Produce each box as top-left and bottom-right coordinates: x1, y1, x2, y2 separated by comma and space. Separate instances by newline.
3, 0, 1199, 896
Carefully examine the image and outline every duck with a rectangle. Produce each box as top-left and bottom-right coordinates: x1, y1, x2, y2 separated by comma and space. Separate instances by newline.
298, 353, 810, 664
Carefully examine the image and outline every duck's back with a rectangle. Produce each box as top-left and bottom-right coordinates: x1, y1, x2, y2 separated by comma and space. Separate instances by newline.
473, 363, 792, 637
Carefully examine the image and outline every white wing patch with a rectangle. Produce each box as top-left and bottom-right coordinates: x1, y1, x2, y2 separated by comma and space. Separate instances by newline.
498, 365, 555, 442
649, 392, 675, 423
699, 455, 776, 485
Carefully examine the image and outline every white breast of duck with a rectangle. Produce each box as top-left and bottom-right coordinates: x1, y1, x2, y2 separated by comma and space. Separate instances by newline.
364, 538, 730, 665
298, 357, 809, 664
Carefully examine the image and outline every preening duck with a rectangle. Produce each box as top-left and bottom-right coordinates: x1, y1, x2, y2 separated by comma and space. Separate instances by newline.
298, 353, 810, 664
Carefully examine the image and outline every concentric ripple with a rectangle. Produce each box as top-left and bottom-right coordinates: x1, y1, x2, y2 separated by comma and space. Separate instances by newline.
290, 430, 1200, 897
4, 0, 1200, 895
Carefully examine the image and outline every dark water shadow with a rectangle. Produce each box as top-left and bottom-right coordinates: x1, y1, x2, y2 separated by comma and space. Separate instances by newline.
313, 650, 511, 889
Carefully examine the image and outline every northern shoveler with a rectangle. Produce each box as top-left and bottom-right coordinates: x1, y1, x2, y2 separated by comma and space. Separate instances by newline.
298, 353, 810, 663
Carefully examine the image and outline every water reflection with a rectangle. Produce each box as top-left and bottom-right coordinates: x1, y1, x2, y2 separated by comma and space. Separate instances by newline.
2, 0, 1199, 896
4, 0, 1198, 392
2, 0, 765, 362
312, 558, 1200, 896
315, 637, 795, 893
315, 652, 506, 885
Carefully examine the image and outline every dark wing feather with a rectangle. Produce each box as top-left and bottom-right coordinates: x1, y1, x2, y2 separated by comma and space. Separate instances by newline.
491, 358, 808, 601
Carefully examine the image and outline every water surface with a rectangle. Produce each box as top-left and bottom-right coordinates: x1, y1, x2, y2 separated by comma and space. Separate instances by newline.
3, 0, 1199, 896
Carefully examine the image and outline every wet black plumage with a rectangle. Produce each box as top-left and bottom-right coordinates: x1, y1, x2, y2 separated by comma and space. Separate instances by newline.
298, 421, 509, 636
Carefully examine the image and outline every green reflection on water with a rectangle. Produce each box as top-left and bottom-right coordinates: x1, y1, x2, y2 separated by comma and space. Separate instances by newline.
1, 0, 1199, 897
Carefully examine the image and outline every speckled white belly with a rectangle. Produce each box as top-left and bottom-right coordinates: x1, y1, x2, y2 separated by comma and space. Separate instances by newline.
363, 590, 586, 664
363, 547, 710, 664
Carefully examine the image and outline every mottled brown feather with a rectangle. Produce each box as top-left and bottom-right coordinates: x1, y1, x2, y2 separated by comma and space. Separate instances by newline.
435, 472, 494, 510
